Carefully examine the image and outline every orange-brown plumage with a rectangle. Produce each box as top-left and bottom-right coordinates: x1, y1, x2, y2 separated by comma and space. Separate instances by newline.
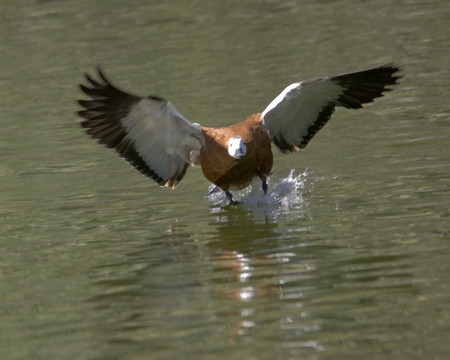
200, 114, 273, 191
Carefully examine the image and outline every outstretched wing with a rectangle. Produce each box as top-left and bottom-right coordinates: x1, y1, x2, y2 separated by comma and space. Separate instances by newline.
78, 68, 204, 188
261, 64, 401, 153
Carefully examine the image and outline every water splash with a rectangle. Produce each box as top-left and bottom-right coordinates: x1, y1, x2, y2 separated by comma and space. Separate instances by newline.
206, 169, 309, 210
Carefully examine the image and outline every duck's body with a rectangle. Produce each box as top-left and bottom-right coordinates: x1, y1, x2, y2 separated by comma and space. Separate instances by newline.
200, 114, 272, 192
78, 65, 400, 204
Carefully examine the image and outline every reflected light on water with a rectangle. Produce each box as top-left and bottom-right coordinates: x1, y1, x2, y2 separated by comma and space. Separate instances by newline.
210, 245, 323, 348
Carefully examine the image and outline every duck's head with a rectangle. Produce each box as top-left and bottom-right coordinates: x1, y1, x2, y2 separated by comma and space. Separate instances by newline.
228, 136, 247, 159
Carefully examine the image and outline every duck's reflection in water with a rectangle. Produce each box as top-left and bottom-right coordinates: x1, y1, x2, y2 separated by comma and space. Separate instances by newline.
206, 205, 320, 346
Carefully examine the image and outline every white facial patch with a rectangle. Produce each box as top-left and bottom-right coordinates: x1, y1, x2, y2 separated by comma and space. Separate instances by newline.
227, 136, 247, 159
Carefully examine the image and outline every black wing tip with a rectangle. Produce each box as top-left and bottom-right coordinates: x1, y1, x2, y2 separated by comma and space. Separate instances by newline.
78, 65, 110, 92
95, 65, 111, 84
335, 63, 403, 83
77, 99, 92, 108
78, 66, 142, 107
368, 63, 402, 87
332, 63, 402, 109
380, 62, 402, 72
380, 63, 402, 80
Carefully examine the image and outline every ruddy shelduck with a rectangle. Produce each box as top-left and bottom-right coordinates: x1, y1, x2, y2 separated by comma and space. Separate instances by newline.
78, 64, 400, 204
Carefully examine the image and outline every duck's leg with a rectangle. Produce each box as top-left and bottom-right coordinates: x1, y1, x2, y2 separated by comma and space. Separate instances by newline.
225, 191, 239, 205
262, 179, 268, 195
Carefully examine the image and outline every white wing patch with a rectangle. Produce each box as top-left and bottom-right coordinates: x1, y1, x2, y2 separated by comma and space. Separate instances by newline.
261, 79, 344, 150
122, 98, 203, 184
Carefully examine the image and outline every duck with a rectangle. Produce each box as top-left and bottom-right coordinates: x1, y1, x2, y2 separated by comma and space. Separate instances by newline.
77, 64, 400, 204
